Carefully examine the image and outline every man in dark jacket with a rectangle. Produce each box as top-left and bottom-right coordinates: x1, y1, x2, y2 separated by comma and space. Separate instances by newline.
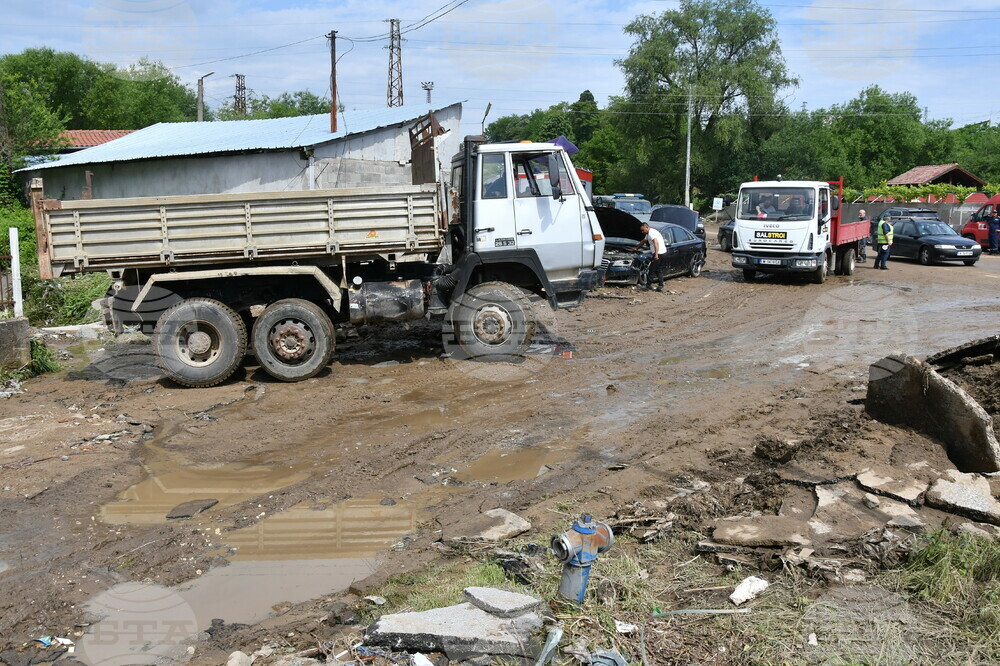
989, 209, 1000, 254
857, 209, 870, 262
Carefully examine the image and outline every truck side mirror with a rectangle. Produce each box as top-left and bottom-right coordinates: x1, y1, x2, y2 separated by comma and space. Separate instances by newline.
552, 183, 563, 200
831, 195, 840, 211
549, 154, 562, 200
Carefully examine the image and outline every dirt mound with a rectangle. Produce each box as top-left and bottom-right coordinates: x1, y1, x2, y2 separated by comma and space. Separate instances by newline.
942, 363, 1000, 433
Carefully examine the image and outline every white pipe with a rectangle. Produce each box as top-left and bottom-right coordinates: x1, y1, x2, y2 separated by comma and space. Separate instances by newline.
9, 228, 22, 318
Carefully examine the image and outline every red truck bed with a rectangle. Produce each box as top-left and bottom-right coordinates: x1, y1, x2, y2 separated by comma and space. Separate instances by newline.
828, 178, 869, 247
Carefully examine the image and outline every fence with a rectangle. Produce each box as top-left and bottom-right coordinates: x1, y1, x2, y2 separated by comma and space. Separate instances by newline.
0, 242, 13, 312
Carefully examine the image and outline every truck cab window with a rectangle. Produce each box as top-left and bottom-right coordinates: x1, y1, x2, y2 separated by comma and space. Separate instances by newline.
481, 154, 508, 199
514, 153, 572, 198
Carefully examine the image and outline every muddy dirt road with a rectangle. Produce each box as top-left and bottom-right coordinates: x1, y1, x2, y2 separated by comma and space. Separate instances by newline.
2, 239, 998, 664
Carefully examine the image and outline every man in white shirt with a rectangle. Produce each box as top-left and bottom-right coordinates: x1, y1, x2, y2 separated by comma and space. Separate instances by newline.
636, 222, 668, 291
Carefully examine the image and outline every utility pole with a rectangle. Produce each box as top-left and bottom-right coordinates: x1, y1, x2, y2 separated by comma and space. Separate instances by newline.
196, 71, 214, 122
387, 18, 403, 107
685, 86, 693, 209
421, 81, 434, 104
328, 30, 338, 132
234, 74, 247, 116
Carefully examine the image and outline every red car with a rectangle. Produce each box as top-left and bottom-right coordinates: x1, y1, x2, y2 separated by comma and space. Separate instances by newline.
962, 203, 999, 247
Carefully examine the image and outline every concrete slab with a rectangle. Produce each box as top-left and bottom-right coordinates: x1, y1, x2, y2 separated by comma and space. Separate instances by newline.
712, 515, 811, 548
926, 474, 1000, 525
444, 508, 531, 543
0, 317, 30, 370
463, 587, 541, 618
365, 602, 543, 659
856, 465, 927, 506
809, 483, 924, 541
776, 461, 855, 487
867, 354, 1000, 472
166, 498, 219, 519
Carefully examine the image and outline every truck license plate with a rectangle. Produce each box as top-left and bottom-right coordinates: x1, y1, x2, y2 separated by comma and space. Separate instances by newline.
759, 258, 781, 265
957, 251, 973, 256
754, 230, 787, 240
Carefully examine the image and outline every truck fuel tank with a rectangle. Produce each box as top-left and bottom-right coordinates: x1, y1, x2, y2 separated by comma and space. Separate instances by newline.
348, 278, 426, 325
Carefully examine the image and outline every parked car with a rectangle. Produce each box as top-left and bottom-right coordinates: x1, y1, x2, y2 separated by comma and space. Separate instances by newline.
875, 207, 941, 226
961, 203, 998, 248
600, 220, 706, 285
890, 218, 981, 266
650, 204, 706, 240
717, 218, 735, 252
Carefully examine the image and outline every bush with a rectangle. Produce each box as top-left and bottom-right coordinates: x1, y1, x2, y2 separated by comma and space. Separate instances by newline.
0, 203, 37, 268
22, 268, 111, 327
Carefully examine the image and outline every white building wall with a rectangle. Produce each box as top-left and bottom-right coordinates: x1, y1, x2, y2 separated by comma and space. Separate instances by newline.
33, 104, 462, 201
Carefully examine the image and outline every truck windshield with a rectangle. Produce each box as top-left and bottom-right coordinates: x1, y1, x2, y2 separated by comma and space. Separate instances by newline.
615, 199, 651, 215
737, 188, 815, 221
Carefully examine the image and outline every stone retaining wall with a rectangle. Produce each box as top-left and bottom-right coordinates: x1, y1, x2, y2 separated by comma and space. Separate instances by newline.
0, 317, 30, 370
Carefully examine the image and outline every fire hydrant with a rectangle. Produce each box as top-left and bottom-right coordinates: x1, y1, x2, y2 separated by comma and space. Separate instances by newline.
550, 513, 614, 603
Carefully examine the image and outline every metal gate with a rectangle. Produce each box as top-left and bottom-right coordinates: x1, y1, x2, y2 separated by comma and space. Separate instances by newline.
0, 237, 13, 311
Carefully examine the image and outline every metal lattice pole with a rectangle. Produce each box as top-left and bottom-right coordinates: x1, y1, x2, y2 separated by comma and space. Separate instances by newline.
421, 81, 434, 104
387, 19, 403, 107
234, 74, 247, 116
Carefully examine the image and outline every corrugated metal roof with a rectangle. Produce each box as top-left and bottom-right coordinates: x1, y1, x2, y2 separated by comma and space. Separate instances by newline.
60, 130, 134, 147
23, 102, 460, 171
887, 163, 984, 186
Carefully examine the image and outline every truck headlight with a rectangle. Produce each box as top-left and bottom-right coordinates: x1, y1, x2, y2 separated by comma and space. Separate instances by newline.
933, 244, 956, 249
795, 259, 817, 268
732, 255, 747, 265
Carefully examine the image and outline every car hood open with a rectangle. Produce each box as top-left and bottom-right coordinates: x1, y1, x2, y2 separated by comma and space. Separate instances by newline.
596, 208, 645, 242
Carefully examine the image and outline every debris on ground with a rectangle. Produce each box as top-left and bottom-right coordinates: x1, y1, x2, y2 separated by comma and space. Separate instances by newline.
443, 508, 532, 544
729, 576, 769, 605
365, 587, 545, 659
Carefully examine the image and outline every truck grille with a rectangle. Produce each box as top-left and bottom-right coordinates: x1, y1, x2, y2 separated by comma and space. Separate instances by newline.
748, 242, 795, 250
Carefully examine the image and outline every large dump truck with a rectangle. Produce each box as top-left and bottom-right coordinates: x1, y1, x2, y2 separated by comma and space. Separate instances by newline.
30, 131, 605, 387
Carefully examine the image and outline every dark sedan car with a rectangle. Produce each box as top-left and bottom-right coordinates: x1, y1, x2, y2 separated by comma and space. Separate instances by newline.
650, 204, 706, 240
717, 218, 735, 252
890, 218, 981, 266
600, 221, 706, 285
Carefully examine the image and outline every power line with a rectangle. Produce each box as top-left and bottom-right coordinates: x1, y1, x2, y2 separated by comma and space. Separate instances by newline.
169, 35, 325, 70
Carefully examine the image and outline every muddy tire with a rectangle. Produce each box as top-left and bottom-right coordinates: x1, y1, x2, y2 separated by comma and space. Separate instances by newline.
811, 254, 827, 284
154, 298, 247, 388
918, 247, 932, 266
252, 299, 335, 382
453, 282, 536, 361
719, 235, 732, 252
838, 247, 856, 276
688, 253, 704, 278
742, 269, 756, 282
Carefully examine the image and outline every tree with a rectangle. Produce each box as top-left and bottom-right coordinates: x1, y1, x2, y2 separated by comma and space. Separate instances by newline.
0, 73, 66, 206
0, 49, 198, 130
616, 0, 797, 202
569, 90, 599, 145
214, 89, 331, 121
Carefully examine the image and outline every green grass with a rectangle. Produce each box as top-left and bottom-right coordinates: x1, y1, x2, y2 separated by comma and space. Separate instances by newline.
0, 337, 60, 383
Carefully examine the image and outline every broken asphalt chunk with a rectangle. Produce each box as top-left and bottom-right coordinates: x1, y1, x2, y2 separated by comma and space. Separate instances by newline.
926, 473, 1000, 525
463, 587, 542, 618
856, 465, 928, 506
712, 515, 812, 548
166, 498, 219, 519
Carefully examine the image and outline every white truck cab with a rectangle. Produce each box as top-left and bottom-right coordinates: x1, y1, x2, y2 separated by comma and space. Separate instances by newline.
731, 179, 859, 284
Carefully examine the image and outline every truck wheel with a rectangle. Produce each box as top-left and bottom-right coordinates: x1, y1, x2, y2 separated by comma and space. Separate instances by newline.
154, 298, 247, 388
453, 282, 536, 361
252, 299, 335, 382
918, 247, 932, 266
811, 254, 827, 284
840, 248, 856, 276
742, 269, 756, 282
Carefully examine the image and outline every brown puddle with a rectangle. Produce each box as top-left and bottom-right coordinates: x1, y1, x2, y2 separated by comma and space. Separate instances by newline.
78, 497, 418, 663
454, 445, 569, 484
101, 445, 311, 525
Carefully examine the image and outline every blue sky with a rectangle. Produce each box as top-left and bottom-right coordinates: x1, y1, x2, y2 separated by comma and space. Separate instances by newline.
2, 0, 1000, 135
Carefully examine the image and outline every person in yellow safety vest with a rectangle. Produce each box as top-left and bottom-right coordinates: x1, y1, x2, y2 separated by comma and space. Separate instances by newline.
874, 215, 894, 270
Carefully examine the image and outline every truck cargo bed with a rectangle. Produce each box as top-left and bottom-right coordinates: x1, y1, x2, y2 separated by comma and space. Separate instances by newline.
31, 181, 444, 278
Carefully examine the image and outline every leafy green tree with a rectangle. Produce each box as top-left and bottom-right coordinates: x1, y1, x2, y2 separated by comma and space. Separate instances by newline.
569, 90, 600, 146
0, 49, 197, 130
0, 73, 66, 205
616, 0, 797, 202
214, 89, 331, 121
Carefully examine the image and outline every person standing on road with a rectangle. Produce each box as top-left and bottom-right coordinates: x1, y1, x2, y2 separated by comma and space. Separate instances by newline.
869, 212, 879, 254
857, 208, 870, 262
874, 215, 894, 270
988, 209, 1000, 255
636, 222, 668, 291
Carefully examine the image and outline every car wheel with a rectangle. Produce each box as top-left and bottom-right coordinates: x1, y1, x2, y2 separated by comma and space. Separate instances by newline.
687, 253, 704, 277
742, 269, 756, 282
719, 235, 731, 252
964, 259, 978, 266
918, 247, 932, 266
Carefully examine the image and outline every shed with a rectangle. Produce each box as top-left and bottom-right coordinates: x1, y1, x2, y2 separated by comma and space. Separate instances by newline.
20, 102, 462, 201
887, 163, 985, 189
